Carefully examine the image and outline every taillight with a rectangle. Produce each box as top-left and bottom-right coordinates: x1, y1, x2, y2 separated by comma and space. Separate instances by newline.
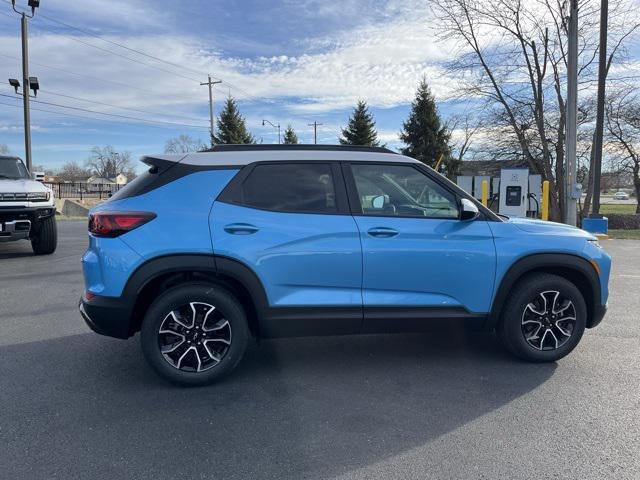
88, 212, 156, 237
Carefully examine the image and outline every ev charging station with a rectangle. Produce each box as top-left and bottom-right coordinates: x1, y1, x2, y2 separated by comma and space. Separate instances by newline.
456, 166, 543, 218
499, 168, 529, 217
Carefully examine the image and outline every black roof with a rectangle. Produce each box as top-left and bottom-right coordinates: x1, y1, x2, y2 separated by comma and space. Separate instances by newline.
203, 144, 397, 154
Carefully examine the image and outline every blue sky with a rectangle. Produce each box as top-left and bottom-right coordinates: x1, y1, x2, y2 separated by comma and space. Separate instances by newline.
1, 0, 638, 174
0, 0, 458, 172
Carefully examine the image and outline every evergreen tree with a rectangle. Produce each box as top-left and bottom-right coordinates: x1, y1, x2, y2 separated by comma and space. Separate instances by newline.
213, 96, 255, 145
339, 100, 380, 147
282, 125, 299, 144
400, 78, 452, 172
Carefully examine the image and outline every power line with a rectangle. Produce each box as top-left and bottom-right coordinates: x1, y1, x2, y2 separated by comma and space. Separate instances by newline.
30, 20, 204, 84
0, 53, 161, 96
2, 0, 277, 108
39, 89, 206, 124
0, 99, 210, 131
0, 93, 209, 129
33, 10, 213, 80
29, 16, 270, 105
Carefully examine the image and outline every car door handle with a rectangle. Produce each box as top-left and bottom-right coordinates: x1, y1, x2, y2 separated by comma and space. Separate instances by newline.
367, 227, 399, 238
224, 223, 259, 235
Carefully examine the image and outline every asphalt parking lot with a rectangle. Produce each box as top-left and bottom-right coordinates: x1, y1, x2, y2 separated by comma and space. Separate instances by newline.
1, 221, 639, 479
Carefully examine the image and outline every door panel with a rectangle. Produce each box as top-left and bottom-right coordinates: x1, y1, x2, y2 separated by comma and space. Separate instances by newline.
354, 215, 496, 312
211, 201, 363, 308
346, 162, 497, 317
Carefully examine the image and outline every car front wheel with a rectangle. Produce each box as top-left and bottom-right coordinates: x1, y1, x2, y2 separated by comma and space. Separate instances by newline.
31, 215, 57, 255
140, 283, 249, 386
498, 273, 587, 362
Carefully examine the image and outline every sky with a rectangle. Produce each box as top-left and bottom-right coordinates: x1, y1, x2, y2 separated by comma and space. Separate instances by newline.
0, 0, 639, 174
0, 0, 461, 172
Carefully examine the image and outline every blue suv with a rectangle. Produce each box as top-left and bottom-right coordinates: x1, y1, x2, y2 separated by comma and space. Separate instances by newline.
80, 145, 611, 385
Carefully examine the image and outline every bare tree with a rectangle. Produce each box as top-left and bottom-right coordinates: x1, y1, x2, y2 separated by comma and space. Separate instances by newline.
447, 112, 481, 164
0, 144, 10, 155
164, 135, 205, 154
605, 89, 640, 213
58, 161, 91, 182
431, 0, 639, 221
85, 146, 135, 179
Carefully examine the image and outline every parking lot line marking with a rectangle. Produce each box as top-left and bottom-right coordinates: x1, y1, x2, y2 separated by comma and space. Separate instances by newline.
617, 274, 640, 278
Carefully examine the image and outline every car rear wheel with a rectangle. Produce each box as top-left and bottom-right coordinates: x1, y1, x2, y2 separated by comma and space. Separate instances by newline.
497, 273, 587, 362
140, 283, 249, 386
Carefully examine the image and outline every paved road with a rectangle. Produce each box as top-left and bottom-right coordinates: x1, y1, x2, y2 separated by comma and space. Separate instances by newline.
1, 221, 639, 479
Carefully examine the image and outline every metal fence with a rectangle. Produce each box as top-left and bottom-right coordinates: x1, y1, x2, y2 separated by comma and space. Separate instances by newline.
44, 182, 124, 199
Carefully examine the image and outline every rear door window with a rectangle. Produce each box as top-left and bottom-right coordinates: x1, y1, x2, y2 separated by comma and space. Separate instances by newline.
239, 163, 337, 214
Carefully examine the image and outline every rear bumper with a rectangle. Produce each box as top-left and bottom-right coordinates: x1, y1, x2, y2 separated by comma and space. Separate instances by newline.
79, 294, 134, 339
589, 303, 607, 329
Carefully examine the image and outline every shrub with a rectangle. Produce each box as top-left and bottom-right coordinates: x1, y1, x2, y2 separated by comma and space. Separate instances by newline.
605, 214, 640, 230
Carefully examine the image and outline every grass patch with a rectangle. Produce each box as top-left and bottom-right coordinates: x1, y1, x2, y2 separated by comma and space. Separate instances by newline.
595, 204, 637, 215
607, 229, 640, 240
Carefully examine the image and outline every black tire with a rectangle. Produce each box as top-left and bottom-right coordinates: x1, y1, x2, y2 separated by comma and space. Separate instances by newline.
497, 273, 587, 362
140, 283, 249, 386
31, 215, 57, 255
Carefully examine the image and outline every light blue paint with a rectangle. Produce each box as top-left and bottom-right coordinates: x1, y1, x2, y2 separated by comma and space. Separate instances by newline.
210, 201, 362, 307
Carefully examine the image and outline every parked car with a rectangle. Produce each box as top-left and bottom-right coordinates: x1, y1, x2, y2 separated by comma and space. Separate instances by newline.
0, 155, 57, 254
613, 191, 630, 201
79, 145, 611, 385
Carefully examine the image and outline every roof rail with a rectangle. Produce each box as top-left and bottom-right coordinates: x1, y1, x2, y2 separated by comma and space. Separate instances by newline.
202, 144, 397, 154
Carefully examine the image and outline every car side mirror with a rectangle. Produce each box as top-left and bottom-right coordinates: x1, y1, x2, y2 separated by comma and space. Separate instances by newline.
459, 198, 479, 221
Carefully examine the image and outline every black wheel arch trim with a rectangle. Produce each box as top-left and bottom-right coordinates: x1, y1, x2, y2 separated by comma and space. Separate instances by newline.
487, 253, 602, 330
114, 252, 602, 338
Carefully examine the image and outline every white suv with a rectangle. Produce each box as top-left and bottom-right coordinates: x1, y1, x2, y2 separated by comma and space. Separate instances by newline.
0, 155, 57, 254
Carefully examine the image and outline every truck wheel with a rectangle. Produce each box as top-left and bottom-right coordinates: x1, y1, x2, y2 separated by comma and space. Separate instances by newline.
497, 273, 587, 362
31, 215, 58, 255
140, 283, 249, 386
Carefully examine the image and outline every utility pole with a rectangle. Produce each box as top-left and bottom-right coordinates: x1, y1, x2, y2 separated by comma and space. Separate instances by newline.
564, 0, 579, 226
10, 0, 40, 173
591, 0, 609, 217
307, 121, 323, 144
200, 75, 221, 147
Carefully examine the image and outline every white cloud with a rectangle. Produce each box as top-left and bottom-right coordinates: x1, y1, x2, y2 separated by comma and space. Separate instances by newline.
0, 0, 459, 129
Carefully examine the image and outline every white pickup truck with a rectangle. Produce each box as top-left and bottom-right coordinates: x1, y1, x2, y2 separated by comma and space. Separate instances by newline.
0, 155, 57, 254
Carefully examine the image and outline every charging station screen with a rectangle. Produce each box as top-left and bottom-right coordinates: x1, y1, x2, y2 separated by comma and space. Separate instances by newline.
506, 186, 521, 206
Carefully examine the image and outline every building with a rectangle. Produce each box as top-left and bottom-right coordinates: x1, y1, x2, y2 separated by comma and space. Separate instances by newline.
458, 159, 531, 177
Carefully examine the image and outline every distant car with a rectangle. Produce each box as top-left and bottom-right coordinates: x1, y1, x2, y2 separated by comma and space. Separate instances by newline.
80, 145, 611, 386
613, 191, 630, 200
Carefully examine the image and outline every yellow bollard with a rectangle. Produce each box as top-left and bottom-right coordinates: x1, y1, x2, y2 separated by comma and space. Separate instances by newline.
541, 180, 550, 221
481, 180, 489, 207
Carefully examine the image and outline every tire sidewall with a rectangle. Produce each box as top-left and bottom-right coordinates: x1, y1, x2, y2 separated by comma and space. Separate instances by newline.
500, 274, 587, 362
140, 283, 249, 386
31, 215, 57, 255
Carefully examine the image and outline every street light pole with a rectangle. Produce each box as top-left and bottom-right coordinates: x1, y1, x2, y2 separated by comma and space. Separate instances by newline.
10, 1, 40, 173
262, 119, 281, 144
20, 12, 32, 173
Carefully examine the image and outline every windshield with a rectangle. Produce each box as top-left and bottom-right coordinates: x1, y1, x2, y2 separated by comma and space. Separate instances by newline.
0, 157, 29, 179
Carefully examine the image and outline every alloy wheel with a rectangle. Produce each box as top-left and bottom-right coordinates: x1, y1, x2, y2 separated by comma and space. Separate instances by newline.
158, 302, 232, 372
521, 290, 577, 351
